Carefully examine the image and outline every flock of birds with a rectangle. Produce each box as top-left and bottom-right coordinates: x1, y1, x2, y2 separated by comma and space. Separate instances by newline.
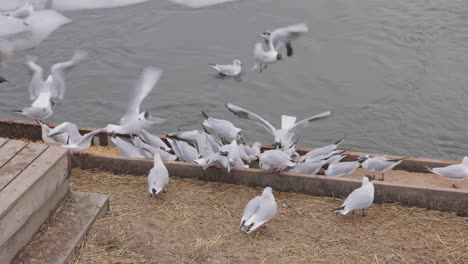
0, 2, 467, 235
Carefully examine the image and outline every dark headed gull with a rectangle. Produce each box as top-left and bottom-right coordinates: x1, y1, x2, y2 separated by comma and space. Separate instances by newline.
36, 120, 68, 145
300, 137, 345, 162
194, 151, 232, 172
148, 152, 169, 197
251, 42, 282, 72
334, 176, 374, 216
111, 135, 145, 158
210, 59, 242, 76
240, 187, 277, 234
426, 156, 468, 188
14, 51, 87, 120
261, 23, 309, 57
62, 128, 104, 155
105, 67, 166, 135
360, 155, 408, 181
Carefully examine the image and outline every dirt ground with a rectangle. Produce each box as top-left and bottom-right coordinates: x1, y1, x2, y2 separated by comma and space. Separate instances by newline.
70, 168, 468, 264
87, 146, 468, 189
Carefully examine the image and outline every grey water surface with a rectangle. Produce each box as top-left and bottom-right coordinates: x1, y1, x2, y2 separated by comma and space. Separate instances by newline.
2, 0, 468, 160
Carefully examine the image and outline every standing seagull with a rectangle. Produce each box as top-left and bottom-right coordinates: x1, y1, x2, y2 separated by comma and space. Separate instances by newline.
426, 156, 468, 188
251, 42, 282, 72
261, 23, 309, 57
334, 176, 374, 216
240, 187, 277, 234
361, 155, 408, 181
14, 51, 87, 120
148, 152, 170, 197
105, 67, 166, 135
0, 38, 13, 83
226, 102, 332, 151
323, 157, 367, 177
210, 59, 242, 77
7, 2, 34, 26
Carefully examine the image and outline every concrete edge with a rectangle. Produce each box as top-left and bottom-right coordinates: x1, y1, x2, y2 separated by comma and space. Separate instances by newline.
71, 153, 468, 216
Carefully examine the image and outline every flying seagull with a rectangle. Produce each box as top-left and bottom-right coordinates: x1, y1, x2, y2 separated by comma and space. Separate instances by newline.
261, 23, 309, 57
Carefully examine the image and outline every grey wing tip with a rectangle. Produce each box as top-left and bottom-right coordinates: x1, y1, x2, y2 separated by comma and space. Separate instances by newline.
333, 205, 345, 212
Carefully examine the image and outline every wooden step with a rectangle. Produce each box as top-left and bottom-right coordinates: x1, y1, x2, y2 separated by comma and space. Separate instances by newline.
0, 138, 70, 264
12, 191, 110, 264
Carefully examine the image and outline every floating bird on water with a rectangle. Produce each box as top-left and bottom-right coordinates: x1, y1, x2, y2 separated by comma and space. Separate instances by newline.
210, 59, 242, 76
148, 152, 169, 197
426, 156, 468, 188
105, 67, 166, 135
6, 2, 34, 26
261, 23, 309, 57
334, 176, 374, 216
240, 187, 277, 234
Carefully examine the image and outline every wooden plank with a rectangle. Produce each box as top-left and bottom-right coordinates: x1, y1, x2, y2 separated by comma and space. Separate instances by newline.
0, 140, 27, 169
0, 143, 48, 191
0, 181, 68, 264
0, 138, 8, 148
0, 146, 69, 247
72, 153, 468, 216
13, 191, 109, 264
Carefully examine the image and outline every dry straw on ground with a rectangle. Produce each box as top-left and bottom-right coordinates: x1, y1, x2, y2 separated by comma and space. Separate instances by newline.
70, 168, 468, 264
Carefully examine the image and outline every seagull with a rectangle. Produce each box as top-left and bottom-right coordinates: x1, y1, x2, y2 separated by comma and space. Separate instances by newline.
251, 42, 282, 72
220, 140, 248, 170
226, 102, 332, 151
167, 130, 221, 158
133, 136, 178, 161
148, 152, 169, 197
300, 138, 345, 162
62, 128, 104, 156
194, 151, 231, 172
138, 129, 171, 152
426, 156, 468, 188
166, 138, 198, 162
289, 158, 326, 175
261, 23, 309, 57
14, 51, 87, 120
7, 2, 34, 26
360, 155, 408, 181
36, 120, 68, 145
48, 122, 85, 145
210, 59, 242, 76
110, 135, 145, 158
323, 157, 367, 177
259, 149, 296, 173
0, 38, 13, 83
334, 176, 374, 216
239, 187, 277, 234
105, 67, 166, 135
201, 110, 244, 144
239, 142, 262, 163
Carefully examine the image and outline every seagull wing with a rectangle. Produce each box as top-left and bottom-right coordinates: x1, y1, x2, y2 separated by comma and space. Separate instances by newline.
120, 67, 162, 124
48, 122, 82, 144
25, 56, 44, 101
240, 196, 262, 228
270, 23, 309, 51
50, 50, 88, 99
226, 103, 276, 135
287, 110, 333, 132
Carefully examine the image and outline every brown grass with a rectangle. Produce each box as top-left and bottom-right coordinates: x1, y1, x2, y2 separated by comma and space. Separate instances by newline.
70, 168, 468, 264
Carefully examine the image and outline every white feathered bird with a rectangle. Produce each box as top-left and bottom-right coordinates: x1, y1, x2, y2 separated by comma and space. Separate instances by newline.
210, 59, 242, 76
334, 176, 374, 216
105, 67, 166, 135
426, 156, 468, 188
259, 149, 296, 173
240, 187, 277, 234
148, 152, 169, 197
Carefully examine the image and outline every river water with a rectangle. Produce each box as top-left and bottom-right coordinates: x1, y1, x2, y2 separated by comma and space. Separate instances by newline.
1, 0, 468, 160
